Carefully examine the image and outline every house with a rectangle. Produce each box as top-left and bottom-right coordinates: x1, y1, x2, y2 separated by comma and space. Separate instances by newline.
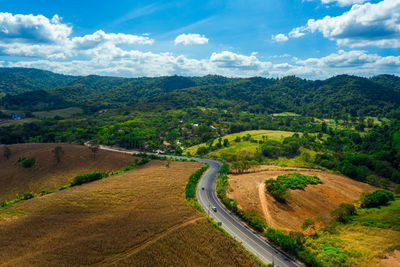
12, 113, 25, 120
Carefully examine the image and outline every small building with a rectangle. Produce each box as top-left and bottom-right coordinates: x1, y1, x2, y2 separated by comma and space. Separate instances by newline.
12, 113, 25, 120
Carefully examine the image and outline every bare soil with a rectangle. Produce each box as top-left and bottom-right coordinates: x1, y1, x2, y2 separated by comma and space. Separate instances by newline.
228, 167, 376, 233
0, 143, 135, 202
381, 250, 400, 267
0, 159, 256, 266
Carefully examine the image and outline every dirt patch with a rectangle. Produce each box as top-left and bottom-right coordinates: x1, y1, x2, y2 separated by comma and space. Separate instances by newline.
0, 143, 135, 202
0, 159, 256, 266
381, 250, 400, 267
228, 167, 376, 232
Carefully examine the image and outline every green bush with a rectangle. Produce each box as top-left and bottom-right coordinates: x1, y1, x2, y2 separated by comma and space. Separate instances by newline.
360, 189, 394, 208
331, 203, 356, 222
70, 172, 109, 186
302, 218, 315, 230
185, 164, 209, 199
16, 157, 36, 168
265, 228, 323, 266
22, 191, 34, 200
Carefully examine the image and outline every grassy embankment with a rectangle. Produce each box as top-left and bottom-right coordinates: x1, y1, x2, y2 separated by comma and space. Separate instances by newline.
305, 198, 400, 266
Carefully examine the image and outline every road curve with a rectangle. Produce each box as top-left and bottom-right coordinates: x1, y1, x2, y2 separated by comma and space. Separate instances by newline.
100, 146, 302, 267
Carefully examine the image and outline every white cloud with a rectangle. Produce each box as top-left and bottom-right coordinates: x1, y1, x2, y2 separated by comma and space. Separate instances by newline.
320, 0, 368, 6
174, 33, 208, 45
288, 0, 400, 48
72, 30, 154, 50
288, 27, 307, 38
272, 33, 289, 42
0, 12, 154, 60
0, 12, 71, 44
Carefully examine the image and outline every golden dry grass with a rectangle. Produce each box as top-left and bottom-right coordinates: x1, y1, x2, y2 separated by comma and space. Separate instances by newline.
0, 159, 256, 266
0, 143, 135, 202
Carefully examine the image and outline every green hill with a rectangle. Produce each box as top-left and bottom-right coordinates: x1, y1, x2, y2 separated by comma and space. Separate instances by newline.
1, 68, 400, 118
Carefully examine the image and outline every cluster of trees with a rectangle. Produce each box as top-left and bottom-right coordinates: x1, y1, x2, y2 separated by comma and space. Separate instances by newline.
265, 173, 322, 202
360, 189, 394, 208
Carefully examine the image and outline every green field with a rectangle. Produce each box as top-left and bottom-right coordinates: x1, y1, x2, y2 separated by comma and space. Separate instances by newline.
0, 118, 40, 127
271, 112, 301, 117
305, 198, 400, 266
33, 107, 83, 119
184, 130, 296, 156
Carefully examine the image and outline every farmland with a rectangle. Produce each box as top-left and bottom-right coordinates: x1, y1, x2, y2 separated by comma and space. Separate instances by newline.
0, 146, 256, 266
0, 144, 135, 203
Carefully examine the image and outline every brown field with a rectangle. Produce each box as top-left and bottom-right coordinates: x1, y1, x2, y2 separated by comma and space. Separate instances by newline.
228, 167, 376, 233
0, 159, 256, 266
0, 143, 135, 202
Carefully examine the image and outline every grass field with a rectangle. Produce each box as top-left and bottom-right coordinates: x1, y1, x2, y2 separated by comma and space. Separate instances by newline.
33, 107, 83, 119
305, 198, 400, 266
0, 149, 257, 266
271, 112, 301, 117
184, 130, 296, 156
0, 118, 41, 127
0, 144, 135, 202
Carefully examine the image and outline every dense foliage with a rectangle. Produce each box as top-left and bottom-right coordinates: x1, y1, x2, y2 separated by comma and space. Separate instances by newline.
70, 172, 109, 186
2, 68, 400, 119
330, 203, 356, 223
184, 164, 209, 200
16, 157, 36, 168
359, 189, 395, 208
265, 173, 322, 202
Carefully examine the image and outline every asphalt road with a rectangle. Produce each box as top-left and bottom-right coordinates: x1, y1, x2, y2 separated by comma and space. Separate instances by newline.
100, 146, 302, 267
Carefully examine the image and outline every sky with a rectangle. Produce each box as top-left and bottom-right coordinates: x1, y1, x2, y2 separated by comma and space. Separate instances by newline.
0, 0, 399, 79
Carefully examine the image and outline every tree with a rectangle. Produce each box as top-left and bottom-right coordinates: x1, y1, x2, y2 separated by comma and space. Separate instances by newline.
330, 203, 356, 222
3, 146, 11, 160
87, 141, 100, 159
52, 146, 64, 164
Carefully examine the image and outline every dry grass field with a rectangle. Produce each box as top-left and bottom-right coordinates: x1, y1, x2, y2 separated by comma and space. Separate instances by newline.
0, 143, 135, 202
0, 156, 256, 266
228, 167, 376, 233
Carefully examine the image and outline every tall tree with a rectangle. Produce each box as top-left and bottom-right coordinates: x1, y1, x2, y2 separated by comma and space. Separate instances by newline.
52, 146, 64, 164
3, 145, 11, 160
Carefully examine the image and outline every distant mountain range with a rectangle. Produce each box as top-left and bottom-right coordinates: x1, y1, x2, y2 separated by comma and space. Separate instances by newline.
1, 67, 399, 118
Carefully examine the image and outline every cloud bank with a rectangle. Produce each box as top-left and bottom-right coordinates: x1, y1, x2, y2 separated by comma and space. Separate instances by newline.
1, 12, 399, 79
278, 0, 400, 48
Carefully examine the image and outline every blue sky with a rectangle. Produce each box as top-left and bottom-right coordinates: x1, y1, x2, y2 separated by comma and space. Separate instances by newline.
0, 0, 399, 79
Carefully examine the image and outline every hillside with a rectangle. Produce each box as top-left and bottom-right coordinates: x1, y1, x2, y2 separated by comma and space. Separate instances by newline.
0, 144, 135, 202
0, 159, 257, 266
0, 68, 78, 96
228, 167, 375, 232
1, 68, 400, 118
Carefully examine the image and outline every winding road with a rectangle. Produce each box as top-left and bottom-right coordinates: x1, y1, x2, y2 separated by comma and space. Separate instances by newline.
100, 146, 302, 267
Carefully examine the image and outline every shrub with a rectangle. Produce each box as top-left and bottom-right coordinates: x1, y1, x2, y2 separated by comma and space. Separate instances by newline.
302, 218, 315, 230
70, 172, 109, 186
331, 203, 356, 222
196, 146, 209, 156
22, 191, 34, 200
360, 189, 394, 208
16, 157, 36, 168
185, 164, 209, 199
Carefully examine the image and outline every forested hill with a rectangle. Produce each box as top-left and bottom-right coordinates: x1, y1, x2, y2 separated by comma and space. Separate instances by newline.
0, 68, 78, 96
1, 68, 399, 118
